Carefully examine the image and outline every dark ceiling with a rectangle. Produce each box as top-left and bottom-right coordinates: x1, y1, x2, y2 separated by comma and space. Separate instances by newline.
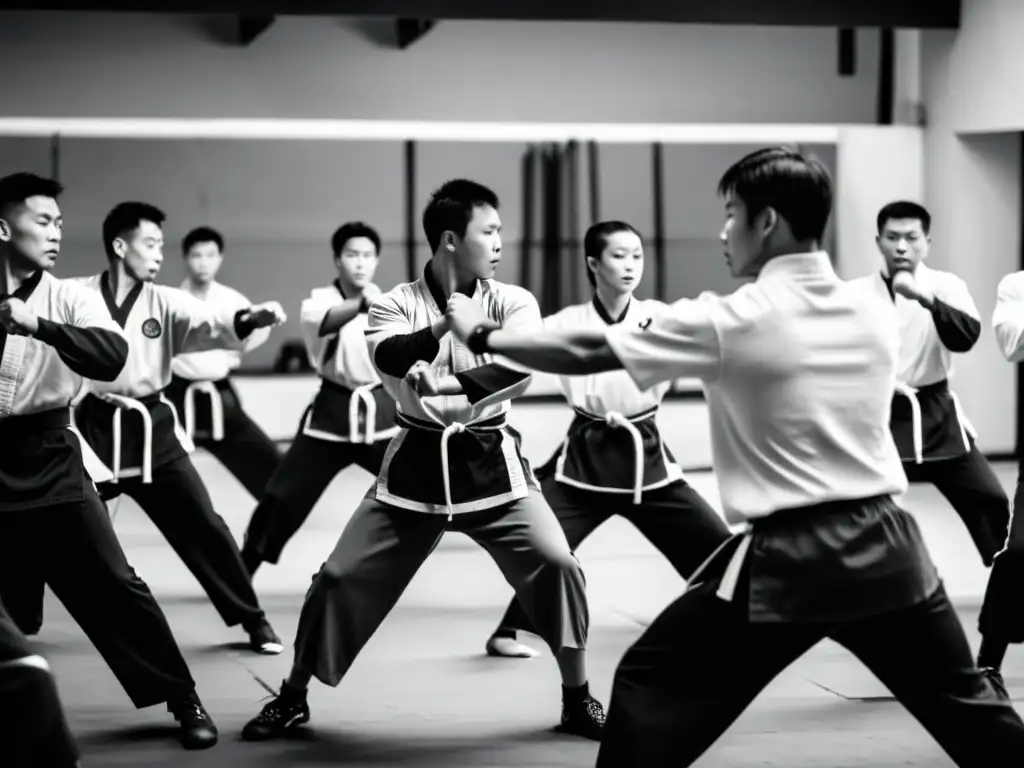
0, 0, 960, 28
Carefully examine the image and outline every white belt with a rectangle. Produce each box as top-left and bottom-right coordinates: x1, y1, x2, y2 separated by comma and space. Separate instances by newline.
183, 381, 225, 442
683, 530, 754, 603
602, 410, 649, 505
100, 394, 154, 484
350, 383, 378, 444
893, 382, 973, 464
440, 422, 467, 520
0, 654, 50, 673
576, 407, 657, 504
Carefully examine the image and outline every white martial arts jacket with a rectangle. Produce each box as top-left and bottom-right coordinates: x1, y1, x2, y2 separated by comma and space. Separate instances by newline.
70, 271, 257, 484
543, 296, 683, 503
0, 268, 128, 510
366, 265, 540, 517
852, 265, 981, 464
169, 279, 271, 442
296, 280, 398, 444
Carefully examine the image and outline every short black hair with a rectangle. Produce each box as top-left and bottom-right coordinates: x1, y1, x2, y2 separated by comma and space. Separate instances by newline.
717, 147, 833, 243
102, 202, 166, 260
422, 179, 499, 253
331, 221, 381, 258
182, 226, 224, 255
0, 172, 64, 217
876, 200, 931, 235
583, 220, 642, 287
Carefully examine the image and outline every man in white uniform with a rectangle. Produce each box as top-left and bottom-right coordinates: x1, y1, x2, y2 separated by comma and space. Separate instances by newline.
239, 179, 604, 743
0, 172, 219, 751
165, 227, 281, 503
240, 222, 397, 576
447, 148, 1024, 766
71, 202, 286, 656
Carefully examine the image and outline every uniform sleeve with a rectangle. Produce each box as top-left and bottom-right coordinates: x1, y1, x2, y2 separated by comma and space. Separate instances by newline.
993, 273, 1024, 362
605, 296, 723, 390
33, 283, 128, 382
930, 275, 982, 353
230, 287, 270, 354
455, 288, 538, 406
161, 286, 250, 356
299, 291, 338, 370
366, 293, 440, 378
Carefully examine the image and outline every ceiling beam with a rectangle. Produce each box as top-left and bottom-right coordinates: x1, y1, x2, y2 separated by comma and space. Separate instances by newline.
395, 18, 436, 49
0, 0, 961, 29
238, 14, 275, 45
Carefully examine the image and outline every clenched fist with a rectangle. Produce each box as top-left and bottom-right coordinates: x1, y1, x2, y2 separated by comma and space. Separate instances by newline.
247, 301, 287, 328
445, 293, 490, 342
0, 297, 39, 336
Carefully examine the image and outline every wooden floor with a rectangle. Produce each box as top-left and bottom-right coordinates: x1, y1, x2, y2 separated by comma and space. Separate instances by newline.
36, 456, 1024, 767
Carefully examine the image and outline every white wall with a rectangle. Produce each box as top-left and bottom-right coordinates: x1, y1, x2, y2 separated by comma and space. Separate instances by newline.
930, 0, 1024, 133
0, 13, 881, 123
923, 26, 1021, 455
834, 126, 925, 280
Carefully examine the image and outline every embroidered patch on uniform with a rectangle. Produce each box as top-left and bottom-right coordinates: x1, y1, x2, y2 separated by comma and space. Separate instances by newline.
142, 318, 162, 338
638, 317, 654, 331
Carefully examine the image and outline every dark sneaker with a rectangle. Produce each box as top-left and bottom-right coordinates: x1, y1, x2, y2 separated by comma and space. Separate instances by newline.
169, 693, 218, 750
248, 621, 284, 655
241, 684, 311, 741
555, 693, 605, 741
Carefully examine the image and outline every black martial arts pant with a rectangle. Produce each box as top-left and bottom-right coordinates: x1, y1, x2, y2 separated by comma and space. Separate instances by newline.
0, 597, 79, 768
0, 489, 196, 712
241, 430, 390, 569
903, 444, 1010, 565
596, 573, 1024, 767
495, 474, 731, 636
292, 489, 589, 686
94, 455, 270, 630
166, 375, 281, 500
978, 453, 1024, 641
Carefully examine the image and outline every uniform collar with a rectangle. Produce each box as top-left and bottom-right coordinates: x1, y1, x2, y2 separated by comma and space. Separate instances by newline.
757, 251, 835, 281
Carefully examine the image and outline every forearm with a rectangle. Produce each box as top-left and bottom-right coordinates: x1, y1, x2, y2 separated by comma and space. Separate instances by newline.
34, 319, 128, 381
481, 328, 622, 376
317, 299, 363, 337
374, 320, 446, 377
995, 320, 1024, 362
929, 298, 981, 352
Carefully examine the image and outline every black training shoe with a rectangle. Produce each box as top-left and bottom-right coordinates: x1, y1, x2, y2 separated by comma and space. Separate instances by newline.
169, 694, 218, 750
241, 686, 311, 741
248, 621, 284, 655
981, 666, 1011, 701
555, 693, 605, 741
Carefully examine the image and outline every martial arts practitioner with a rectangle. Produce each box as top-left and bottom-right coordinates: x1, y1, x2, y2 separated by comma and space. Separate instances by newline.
240, 222, 397, 576
71, 202, 286, 655
165, 227, 281, 502
485, 220, 731, 659
854, 201, 1009, 568
0, 172, 218, 750
0, 597, 80, 768
446, 149, 1024, 766
240, 179, 605, 742
972, 270, 1024, 696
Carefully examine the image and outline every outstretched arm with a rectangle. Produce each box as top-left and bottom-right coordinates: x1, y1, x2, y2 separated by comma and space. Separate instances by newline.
450, 295, 723, 390
165, 286, 285, 356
